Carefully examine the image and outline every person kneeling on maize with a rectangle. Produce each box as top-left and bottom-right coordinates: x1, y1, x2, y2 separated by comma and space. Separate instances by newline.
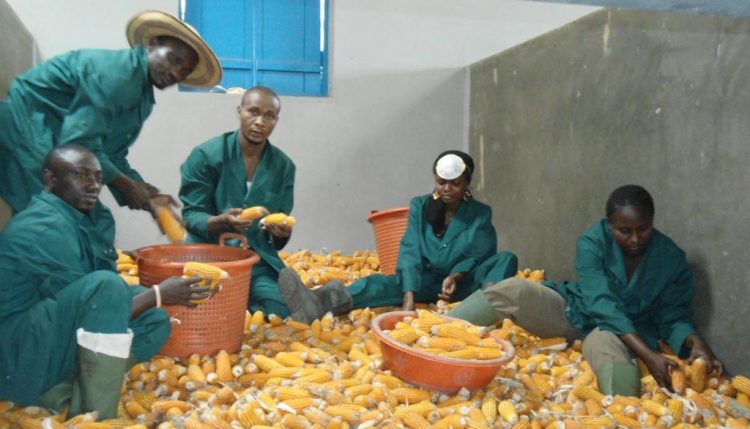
279, 150, 518, 323
0, 144, 209, 418
448, 184, 724, 396
180, 86, 296, 318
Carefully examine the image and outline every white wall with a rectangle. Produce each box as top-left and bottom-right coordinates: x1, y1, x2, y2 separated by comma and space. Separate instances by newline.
7, 0, 598, 253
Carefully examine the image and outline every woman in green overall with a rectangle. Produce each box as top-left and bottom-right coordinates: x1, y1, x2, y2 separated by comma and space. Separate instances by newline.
0, 145, 209, 418
448, 185, 723, 396
278, 150, 518, 323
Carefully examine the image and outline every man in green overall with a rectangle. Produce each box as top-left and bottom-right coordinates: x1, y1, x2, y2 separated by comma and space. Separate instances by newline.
0, 10, 221, 267
180, 86, 295, 318
0, 144, 209, 418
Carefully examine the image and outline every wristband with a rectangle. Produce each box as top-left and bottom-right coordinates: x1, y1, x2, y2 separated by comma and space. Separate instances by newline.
153, 284, 162, 308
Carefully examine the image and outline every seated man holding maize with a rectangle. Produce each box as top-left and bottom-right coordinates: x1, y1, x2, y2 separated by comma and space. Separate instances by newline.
447, 185, 723, 396
278, 150, 518, 323
180, 86, 295, 317
0, 144, 208, 418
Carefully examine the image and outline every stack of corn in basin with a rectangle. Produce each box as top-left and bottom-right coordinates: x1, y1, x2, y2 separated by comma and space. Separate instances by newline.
3, 251, 750, 429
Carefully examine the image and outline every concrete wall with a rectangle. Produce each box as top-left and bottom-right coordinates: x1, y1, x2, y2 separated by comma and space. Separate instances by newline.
0, 0, 37, 230
470, 9, 749, 374
6, 0, 597, 253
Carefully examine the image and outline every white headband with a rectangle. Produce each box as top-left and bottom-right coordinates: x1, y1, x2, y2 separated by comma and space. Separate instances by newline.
435, 154, 466, 180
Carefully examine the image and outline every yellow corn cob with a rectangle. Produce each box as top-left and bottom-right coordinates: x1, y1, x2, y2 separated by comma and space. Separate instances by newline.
438, 348, 478, 359
373, 373, 406, 389
324, 405, 360, 424
666, 398, 683, 421
401, 411, 431, 429
573, 385, 605, 404
732, 375, 750, 395
387, 327, 420, 345
249, 310, 265, 333
394, 400, 435, 418
686, 388, 714, 410
480, 396, 497, 422
671, 368, 687, 394
261, 212, 296, 227
298, 370, 333, 383
274, 352, 306, 367
580, 416, 615, 429
213, 350, 232, 383
182, 262, 229, 296
238, 403, 266, 426
280, 397, 317, 412
19, 417, 66, 429
156, 207, 186, 243
468, 346, 505, 360
238, 206, 269, 221
431, 324, 482, 345
641, 399, 668, 417
151, 400, 191, 413
512, 420, 532, 429
254, 354, 283, 372
125, 399, 147, 417
688, 358, 708, 393
498, 400, 518, 424
584, 398, 603, 416
391, 387, 432, 404
415, 336, 466, 351
344, 384, 372, 399
572, 370, 595, 386
612, 413, 640, 429
434, 414, 467, 429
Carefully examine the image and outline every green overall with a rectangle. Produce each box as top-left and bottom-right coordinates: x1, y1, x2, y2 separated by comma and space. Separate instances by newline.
180, 131, 295, 317
348, 194, 518, 308
0, 192, 170, 406
0, 46, 157, 269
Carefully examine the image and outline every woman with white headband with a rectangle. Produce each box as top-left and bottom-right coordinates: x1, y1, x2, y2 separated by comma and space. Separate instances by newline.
277, 150, 518, 323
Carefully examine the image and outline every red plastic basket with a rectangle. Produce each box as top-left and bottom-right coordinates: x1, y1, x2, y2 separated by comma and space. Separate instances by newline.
136, 233, 259, 357
372, 311, 515, 392
367, 207, 409, 275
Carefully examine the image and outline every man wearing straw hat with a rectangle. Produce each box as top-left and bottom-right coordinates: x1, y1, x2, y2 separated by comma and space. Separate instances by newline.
0, 10, 221, 266
0, 144, 210, 418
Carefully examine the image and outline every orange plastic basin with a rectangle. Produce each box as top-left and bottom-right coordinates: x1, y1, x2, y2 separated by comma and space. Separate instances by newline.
372, 311, 515, 392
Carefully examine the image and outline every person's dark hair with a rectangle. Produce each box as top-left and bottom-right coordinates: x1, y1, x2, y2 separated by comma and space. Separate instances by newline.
426, 150, 474, 236
42, 143, 90, 173
605, 185, 655, 219
242, 86, 281, 112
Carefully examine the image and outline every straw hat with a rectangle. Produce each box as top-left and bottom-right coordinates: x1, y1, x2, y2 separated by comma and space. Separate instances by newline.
126, 10, 222, 87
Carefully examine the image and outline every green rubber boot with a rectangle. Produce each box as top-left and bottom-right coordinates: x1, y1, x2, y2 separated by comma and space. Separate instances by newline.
446, 289, 498, 327
68, 329, 131, 419
37, 378, 74, 413
595, 363, 641, 397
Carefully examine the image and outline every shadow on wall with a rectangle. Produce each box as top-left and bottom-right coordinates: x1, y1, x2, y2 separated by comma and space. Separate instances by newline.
469, 8, 750, 374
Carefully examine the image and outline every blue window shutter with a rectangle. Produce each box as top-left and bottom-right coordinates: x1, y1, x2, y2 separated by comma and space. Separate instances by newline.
182, 0, 328, 96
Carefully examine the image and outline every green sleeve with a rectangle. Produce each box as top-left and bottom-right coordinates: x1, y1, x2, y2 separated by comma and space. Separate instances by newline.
653, 256, 696, 355
179, 149, 217, 242
450, 206, 497, 275
279, 163, 295, 215
396, 197, 424, 293
575, 234, 638, 335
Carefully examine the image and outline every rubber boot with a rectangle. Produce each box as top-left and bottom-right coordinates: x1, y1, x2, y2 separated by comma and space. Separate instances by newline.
595, 363, 641, 397
37, 378, 74, 413
446, 289, 498, 326
312, 280, 352, 316
69, 329, 132, 419
278, 268, 352, 324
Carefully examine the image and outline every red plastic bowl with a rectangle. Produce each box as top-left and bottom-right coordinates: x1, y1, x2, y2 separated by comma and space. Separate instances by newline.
372, 311, 515, 393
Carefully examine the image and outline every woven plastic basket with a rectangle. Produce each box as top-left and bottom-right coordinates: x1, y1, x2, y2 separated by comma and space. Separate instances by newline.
367, 207, 409, 275
136, 233, 259, 357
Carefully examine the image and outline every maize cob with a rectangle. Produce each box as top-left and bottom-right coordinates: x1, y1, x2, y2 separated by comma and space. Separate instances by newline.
260, 212, 296, 227
433, 414, 467, 429
401, 411, 431, 429
612, 413, 640, 429
671, 368, 687, 395
182, 262, 229, 302
642, 399, 668, 417
391, 387, 433, 404
214, 350, 232, 383
156, 207, 186, 243
238, 206, 269, 221
689, 358, 708, 393
481, 396, 497, 422
498, 400, 519, 424
732, 376, 750, 396
573, 385, 605, 404
431, 324, 482, 345
580, 416, 615, 429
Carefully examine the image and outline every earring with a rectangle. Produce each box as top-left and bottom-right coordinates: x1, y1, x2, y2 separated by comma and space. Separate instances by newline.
432, 191, 439, 200
463, 188, 473, 201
